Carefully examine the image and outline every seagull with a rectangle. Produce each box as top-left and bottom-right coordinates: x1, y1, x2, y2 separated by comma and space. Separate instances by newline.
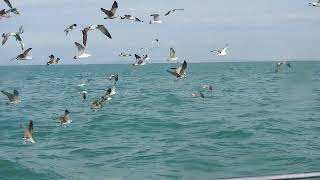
133, 54, 148, 66
119, 52, 131, 57
23, 121, 35, 144
64, 24, 77, 36
60, 109, 72, 126
102, 88, 113, 101
120, 15, 144, 22
108, 74, 119, 83
73, 42, 91, 59
309, 0, 320, 6
82, 25, 112, 46
2, 25, 24, 50
80, 91, 87, 100
164, 9, 184, 16
151, 38, 159, 43
202, 85, 213, 91
1, 89, 20, 104
46, 54, 60, 65
211, 44, 228, 56
275, 61, 291, 73
167, 60, 187, 78
101, 1, 118, 19
150, 14, 162, 24
167, 48, 178, 61
11, 48, 32, 61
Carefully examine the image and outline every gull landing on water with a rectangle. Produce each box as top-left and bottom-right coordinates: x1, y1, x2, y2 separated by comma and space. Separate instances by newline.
211, 44, 228, 56
275, 61, 291, 73
133, 54, 148, 66
47, 54, 60, 65
101, 1, 118, 19
167, 48, 178, 61
64, 24, 77, 36
11, 48, 32, 61
2, 25, 24, 50
82, 25, 112, 46
23, 121, 35, 144
73, 42, 91, 59
167, 60, 187, 78
1, 89, 20, 104
150, 14, 162, 24
309, 0, 320, 6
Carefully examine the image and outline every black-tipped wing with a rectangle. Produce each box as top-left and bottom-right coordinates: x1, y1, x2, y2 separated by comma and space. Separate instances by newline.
2, 33, 10, 45
110, 1, 118, 15
28, 121, 33, 132
135, 54, 141, 60
23, 48, 32, 56
82, 29, 88, 46
101, 8, 113, 17
1, 90, 13, 100
164, 10, 171, 16
74, 42, 85, 53
97, 25, 112, 39
4, 0, 12, 9
176, 61, 187, 75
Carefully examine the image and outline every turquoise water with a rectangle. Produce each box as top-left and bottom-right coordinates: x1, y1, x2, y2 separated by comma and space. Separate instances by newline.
0, 62, 320, 180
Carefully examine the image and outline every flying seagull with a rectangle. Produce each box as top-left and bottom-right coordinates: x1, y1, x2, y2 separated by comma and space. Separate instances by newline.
46, 54, 60, 65
73, 42, 91, 59
164, 9, 184, 16
11, 48, 32, 61
82, 25, 112, 46
133, 54, 148, 66
101, 1, 118, 19
120, 15, 144, 22
310, 0, 320, 6
167, 48, 178, 61
2, 25, 24, 50
150, 14, 162, 24
1, 89, 20, 104
167, 60, 187, 78
211, 44, 228, 56
23, 121, 35, 144
64, 24, 77, 36
275, 61, 291, 73
119, 52, 131, 57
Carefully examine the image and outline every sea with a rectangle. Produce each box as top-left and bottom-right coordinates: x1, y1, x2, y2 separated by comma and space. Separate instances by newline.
0, 62, 320, 180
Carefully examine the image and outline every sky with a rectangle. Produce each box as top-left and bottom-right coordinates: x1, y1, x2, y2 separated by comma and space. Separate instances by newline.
1, 0, 320, 65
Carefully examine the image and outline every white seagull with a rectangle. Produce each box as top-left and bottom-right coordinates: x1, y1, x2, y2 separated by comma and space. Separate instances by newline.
2, 25, 24, 50
310, 0, 320, 6
11, 48, 32, 61
82, 25, 112, 46
211, 44, 228, 56
101, 1, 119, 19
167, 60, 187, 78
74, 42, 91, 59
167, 48, 178, 61
47, 54, 60, 65
164, 9, 184, 16
150, 14, 162, 24
64, 24, 77, 36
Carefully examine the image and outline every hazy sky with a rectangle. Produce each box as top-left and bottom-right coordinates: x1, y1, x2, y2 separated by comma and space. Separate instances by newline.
1, 0, 320, 65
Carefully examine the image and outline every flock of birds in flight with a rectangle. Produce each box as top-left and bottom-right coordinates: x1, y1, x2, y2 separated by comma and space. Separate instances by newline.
1, 0, 310, 144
